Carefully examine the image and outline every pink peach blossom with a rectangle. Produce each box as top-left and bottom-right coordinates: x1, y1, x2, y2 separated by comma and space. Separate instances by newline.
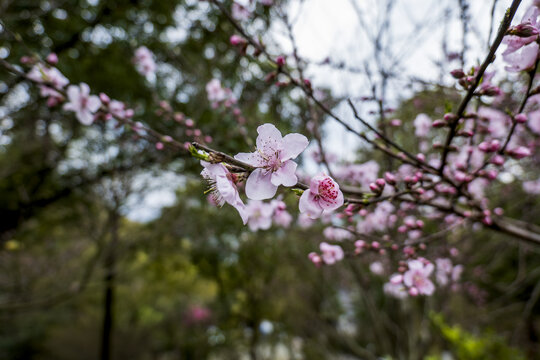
62, 83, 101, 125
201, 161, 248, 224
235, 123, 308, 200
299, 174, 344, 219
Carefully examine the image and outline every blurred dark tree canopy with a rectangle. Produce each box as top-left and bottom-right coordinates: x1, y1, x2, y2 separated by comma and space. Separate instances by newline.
0, 0, 540, 359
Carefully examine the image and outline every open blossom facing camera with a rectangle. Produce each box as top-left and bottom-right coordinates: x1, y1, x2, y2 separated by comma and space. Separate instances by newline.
201, 161, 248, 224
235, 123, 308, 200
245, 200, 274, 231
403, 259, 435, 296
299, 174, 344, 219
319, 242, 344, 265
63, 83, 101, 125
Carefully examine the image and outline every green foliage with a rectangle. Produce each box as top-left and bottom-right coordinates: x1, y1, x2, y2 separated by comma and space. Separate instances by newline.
430, 313, 526, 360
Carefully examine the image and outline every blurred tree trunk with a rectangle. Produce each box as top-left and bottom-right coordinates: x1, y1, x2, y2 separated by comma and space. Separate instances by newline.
101, 210, 119, 360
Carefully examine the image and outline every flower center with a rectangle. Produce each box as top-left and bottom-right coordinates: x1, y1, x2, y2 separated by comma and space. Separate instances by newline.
318, 178, 338, 201
264, 151, 282, 172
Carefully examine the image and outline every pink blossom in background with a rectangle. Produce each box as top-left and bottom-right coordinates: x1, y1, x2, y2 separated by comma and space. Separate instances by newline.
270, 199, 293, 228
27, 63, 69, 89
335, 160, 379, 189
134, 46, 156, 78
245, 200, 274, 231
356, 202, 396, 234
403, 259, 435, 296
527, 109, 540, 134
231, 2, 250, 21
235, 123, 308, 200
201, 161, 248, 224
299, 174, 344, 219
384, 281, 408, 299
62, 83, 101, 125
319, 242, 344, 265
184, 305, 211, 325
413, 113, 432, 137
369, 261, 385, 275
206, 79, 228, 103
435, 258, 453, 286
523, 178, 540, 194
297, 213, 315, 228
323, 227, 353, 241
108, 100, 127, 119
477, 106, 510, 138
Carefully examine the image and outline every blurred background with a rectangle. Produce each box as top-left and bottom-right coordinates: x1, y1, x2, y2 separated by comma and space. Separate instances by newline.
1, 0, 540, 359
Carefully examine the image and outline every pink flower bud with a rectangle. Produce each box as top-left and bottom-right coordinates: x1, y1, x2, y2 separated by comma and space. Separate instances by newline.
99, 92, 110, 104
482, 216, 493, 225
490, 155, 505, 166
125, 109, 134, 118
390, 274, 403, 284
486, 170, 498, 180
20, 56, 32, 64
46, 53, 58, 65
450, 69, 466, 78
398, 225, 408, 233
444, 113, 457, 122
174, 113, 184, 122
478, 141, 489, 152
384, 172, 396, 185
162, 135, 173, 142
369, 182, 380, 192
391, 244, 399, 251
408, 287, 419, 296
489, 140, 500, 152
376, 178, 386, 187
432, 119, 446, 128
508, 146, 531, 159
185, 118, 195, 127
390, 119, 402, 126
359, 209, 368, 216
515, 113, 527, 123
230, 35, 245, 46
371, 241, 380, 249
355, 240, 366, 249
416, 153, 426, 162
155, 142, 164, 150
276, 56, 286, 67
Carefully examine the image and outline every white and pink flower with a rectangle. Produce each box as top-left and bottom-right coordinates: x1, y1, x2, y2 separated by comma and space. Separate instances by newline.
299, 174, 344, 219
235, 123, 308, 200
62, 83, 101, 125
134, 46, 156, 78
245, 200, 274, 231
403, 259, 435, 296
201, 161, 248, 224
319, 242, 344, 265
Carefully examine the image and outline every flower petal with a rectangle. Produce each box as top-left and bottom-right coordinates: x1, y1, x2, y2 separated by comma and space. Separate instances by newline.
234, 152, 264, 167
256, 123, 283, 155
245, 168, 277, 200
318, 188, 344, 211
271, 160, 298, 187
299, 190, 323, 219
281, 133, 309, 160
87, 95, 101, 113
77, 110, 94, 125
